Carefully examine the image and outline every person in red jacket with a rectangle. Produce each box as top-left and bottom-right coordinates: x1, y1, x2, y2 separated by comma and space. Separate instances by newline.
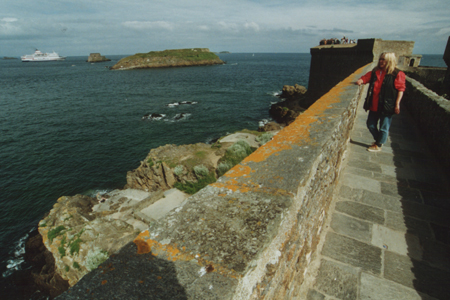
356, 52, 406, 152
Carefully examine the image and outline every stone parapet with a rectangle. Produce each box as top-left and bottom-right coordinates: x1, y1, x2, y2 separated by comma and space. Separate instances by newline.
58, 64, 372, 299
308, 38, 415, 102
403, 76, 450, 179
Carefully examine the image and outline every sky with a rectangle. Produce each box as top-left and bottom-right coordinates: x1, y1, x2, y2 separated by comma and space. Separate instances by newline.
1, 0, 449, 57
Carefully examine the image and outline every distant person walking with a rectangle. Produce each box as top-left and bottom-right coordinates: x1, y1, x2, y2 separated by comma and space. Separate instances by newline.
356, 52, 406, 152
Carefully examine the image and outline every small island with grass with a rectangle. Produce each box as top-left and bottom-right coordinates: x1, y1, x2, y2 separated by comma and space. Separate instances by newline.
110, 48, 224, 70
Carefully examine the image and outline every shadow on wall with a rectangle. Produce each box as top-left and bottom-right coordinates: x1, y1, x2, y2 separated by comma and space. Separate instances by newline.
388, 103, 450, 299
55, 242, 188, 300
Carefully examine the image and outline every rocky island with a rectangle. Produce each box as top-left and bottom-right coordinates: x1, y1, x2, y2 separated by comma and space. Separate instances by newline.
87, 53, 111, 63
110, 48, 224, 70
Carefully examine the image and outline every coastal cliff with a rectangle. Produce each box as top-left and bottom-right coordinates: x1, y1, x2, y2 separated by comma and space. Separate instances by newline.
31, 131, 275, 297
110, 48, 224, 70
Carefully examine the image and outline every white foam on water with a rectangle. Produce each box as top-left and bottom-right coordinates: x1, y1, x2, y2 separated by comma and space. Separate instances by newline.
142, 114, 167, 121
267, 90, 281, 97
2, 230, 32, 278
167, 101, 198, 108
164, 113, 192, 122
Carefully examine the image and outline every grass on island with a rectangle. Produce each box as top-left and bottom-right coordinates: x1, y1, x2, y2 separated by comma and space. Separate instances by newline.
127, 48, 220, 62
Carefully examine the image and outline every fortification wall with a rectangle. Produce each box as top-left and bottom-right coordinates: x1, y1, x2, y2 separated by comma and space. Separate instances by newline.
403, 76, 450, 179
59, 64, 373, 300
308, 38, 415, 101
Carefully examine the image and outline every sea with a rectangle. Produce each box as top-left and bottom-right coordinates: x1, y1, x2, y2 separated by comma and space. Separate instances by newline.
0, 53, 446, 296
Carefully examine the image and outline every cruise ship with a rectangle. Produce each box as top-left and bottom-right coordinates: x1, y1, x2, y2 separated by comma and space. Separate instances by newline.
21, 49, 66, 62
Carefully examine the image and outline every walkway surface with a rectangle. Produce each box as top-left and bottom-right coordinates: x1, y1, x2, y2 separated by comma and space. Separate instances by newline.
301, 98, 450, 300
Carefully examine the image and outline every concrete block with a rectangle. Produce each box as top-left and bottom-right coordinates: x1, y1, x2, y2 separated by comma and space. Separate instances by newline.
338, 186, 363, 202
371, 224, 422, 260
380, 181, 422, 202
346, 166, 373, 180
314, 259, 358, 300
401, 201, 450, 227
335, 201, 385, 224
330, 212, 372, 242
340, 173, 381, 193
384, 251, 450, 299
322, 232, 382, 274
429, 223, 450, 245
421, 240, 450, 271
360, 272, 423, 300
385, 211, 433, 241
347, 159, 383, 173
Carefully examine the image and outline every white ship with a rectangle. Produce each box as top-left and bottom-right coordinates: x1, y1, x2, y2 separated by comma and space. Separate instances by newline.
21, 49, 66, 62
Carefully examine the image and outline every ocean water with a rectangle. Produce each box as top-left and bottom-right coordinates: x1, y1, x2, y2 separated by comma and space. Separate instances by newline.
0, 53, 311, 279
0, 53, 445, 291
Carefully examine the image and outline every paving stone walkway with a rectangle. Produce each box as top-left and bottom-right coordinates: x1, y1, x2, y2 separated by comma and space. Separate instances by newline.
301, 99, 450, 300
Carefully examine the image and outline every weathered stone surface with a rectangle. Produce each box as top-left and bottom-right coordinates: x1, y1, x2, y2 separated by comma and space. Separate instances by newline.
340, 173, 381, 193
314, 259, 358, 300
56, 242, 237, 300
358, 189, 403, 212
330, 212, 372, 242
380, 181, 422, 202
322, 232, 382, 274
360, 272, 423, 300
371, 224, 422, 259
335, 201, 385, 224
306, 289, 325, 300
385, 210, 433, 241
421, 240, 450, 271
429, 222, 450, 245
37, 187, 190, 293
347, 159, 383, 173
400, 200, 450, 227
338, 185, 364, 202
403, 76, 450, 179
384, 251, 450, 299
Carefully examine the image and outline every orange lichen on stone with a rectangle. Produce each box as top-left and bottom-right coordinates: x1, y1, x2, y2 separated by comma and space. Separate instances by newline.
244, 143, 293, 163
224, 165, 253, 178
244, 75, 354, 165
133, 233, 241, 278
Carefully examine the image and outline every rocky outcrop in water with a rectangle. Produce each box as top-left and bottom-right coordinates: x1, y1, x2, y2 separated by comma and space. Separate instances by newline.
87, 53, 111, 63
110, 48, 224, 70
270, 84, 309, 125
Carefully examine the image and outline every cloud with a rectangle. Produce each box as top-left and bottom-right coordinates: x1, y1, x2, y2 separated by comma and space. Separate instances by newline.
0, 0, 449, 55
435, 27, 450, 36
1, 17, 18, 22
244, 22, 260, 32
122, 21, 174, 31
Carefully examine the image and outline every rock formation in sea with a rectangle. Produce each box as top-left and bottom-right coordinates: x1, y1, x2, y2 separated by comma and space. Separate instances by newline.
110, 48, 224, 70
28, 130, 278, 298
269, 84, 309, 125
87, 53, 111, 63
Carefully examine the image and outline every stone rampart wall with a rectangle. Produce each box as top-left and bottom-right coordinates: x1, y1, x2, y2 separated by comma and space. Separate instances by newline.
403, 76, 450, 179
132, 64, 373, 299
59, 64, 373, 299
308, 38, 415, 102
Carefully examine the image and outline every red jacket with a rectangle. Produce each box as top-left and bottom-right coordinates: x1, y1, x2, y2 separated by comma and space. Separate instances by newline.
360, 69, 406, 112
